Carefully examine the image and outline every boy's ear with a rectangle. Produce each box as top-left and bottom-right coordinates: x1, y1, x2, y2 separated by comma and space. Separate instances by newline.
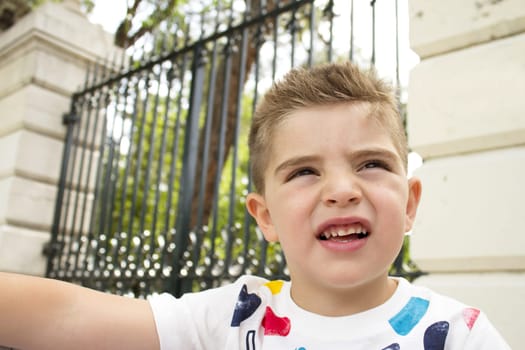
405, 177, 422, 232
245, 192, 279, 242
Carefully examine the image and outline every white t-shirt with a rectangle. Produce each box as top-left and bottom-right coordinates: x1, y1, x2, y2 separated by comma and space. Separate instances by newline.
148, 275, 510, 349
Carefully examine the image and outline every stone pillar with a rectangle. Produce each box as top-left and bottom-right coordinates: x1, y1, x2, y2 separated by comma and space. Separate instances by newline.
407, 0, 525, 348
0, 2, 119, 275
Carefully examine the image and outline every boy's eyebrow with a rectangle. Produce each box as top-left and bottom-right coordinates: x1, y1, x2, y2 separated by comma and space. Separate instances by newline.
350, 148, 401, 162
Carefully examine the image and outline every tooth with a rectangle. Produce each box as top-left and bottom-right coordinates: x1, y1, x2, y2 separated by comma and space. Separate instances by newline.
321, 225, 369, 239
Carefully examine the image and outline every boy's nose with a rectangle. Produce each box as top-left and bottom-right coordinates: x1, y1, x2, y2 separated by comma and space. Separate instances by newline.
322, 175, 362, 207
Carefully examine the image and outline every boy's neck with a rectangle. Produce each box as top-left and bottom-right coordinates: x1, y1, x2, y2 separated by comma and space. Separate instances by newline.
289, 275, 398, 317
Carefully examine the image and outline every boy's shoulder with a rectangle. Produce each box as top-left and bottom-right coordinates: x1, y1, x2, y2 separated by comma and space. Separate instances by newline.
148, 275, 290, 348
395, 278, 512, 347
395, 277, 478, 322
406, 278, 485, 315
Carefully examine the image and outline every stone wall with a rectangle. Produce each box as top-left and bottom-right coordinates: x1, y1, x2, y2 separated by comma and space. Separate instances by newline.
0, 1, 118, 275
407, 0, 525, 348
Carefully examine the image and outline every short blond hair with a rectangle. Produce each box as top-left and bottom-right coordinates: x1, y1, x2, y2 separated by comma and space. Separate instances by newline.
249, 61, 407, 194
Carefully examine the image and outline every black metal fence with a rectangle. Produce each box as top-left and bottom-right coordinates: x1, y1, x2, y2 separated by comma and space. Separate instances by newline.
44, 0, 421, 298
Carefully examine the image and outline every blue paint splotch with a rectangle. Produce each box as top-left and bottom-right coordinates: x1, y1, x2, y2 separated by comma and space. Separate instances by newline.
389, 297, 430, 336
423, 321, 449, 350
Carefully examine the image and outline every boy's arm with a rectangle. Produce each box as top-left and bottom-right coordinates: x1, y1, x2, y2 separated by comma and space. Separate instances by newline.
0, 272, 160, 350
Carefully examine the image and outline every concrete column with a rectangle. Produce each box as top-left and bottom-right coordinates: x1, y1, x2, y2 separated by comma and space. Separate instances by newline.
407, 0, 525, 348
0, 2, 119, 275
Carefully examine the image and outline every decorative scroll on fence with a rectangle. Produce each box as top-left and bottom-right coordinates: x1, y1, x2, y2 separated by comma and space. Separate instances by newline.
45, 0, 421, 298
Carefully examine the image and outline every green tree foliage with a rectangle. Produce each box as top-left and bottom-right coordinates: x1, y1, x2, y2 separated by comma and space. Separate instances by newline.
114, 0, 180, 48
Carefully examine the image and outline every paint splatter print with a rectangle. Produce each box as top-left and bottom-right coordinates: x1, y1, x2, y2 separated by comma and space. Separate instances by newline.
463, 307, 480, 330
231, 284, 262, 327
150, 276, 510, 349
389, 297, 430, 336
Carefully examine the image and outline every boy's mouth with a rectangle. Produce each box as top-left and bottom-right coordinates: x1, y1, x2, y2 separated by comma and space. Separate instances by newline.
318, 224, 369, 242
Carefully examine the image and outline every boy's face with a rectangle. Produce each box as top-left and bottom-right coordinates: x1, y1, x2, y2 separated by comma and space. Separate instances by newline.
247, 102, 421, 312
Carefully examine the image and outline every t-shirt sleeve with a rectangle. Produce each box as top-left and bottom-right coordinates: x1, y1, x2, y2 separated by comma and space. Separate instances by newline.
147, 276, 267, 350
463, 311, 511, 350
148, 292, 202, 350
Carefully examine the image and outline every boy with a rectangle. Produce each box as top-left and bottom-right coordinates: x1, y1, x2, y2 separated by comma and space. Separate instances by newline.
0, 61, 510, 349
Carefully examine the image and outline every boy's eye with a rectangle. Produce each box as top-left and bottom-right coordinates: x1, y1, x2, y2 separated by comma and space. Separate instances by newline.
361, 160, 391, 171
287, 167, 317, 180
